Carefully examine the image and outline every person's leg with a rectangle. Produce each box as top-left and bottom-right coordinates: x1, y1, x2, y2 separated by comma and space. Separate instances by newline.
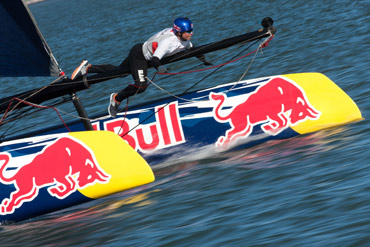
71, 55, 130, 80
108, 44, 149, 117
115, 44, 149, 102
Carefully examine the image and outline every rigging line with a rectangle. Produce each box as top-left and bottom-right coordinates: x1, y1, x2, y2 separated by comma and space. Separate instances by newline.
148, 38, 254, 85
1, 105, 41, 125
0, 98, 62, 136
156, 40, 260, 77
2, 51, 223, 124
3, 96, 71, 122
32, 32, 261, 101
1, 75, 64, 121
14, 98, 94, 123
69, 31, 270, 86
0, 106, 36, 139
160, 39, 260, 94
146, 77, 192, 102
148, 39, 260, 103
32, 103, 92, 122
115, 74, 155, 135
0, 31, 269, 112
165, 31, 272, 63
150, 34, 273, 99
115, 98, 131, 137
0, 96, 74, 137
4, 75, 157, 125
183, 41, 259, 94
121, 39, 265, 137
152, 33, 273, 101
143, 63, 204, 84
1, 114, 43, 139
227, 33, 274, 92
0, 99, 83, 139
8, 98, 70, 132
113, 64, 208, 136
0, 116, 22, 140
3, 34, 272, 132
68, 49, 219, 87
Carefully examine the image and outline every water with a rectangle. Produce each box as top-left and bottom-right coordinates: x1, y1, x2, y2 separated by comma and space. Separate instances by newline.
0, 0, 369, 246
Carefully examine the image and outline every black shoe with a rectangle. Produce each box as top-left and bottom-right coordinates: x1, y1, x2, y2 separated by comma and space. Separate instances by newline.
108, 93, 120, 118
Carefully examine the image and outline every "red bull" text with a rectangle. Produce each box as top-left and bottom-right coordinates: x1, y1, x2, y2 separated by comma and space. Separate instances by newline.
94, 102, 185, 152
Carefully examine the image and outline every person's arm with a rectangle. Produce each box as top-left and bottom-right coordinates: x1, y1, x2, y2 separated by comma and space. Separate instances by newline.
151, 56, 167, 73
190, 42, 212, 65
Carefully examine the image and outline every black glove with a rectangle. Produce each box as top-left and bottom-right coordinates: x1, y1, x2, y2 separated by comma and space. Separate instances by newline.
157, 66, 168, 73
196, 54, 213, 66
202, 59, 213, 66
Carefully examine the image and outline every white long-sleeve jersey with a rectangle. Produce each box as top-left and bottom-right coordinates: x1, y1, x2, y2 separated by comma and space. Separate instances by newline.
142, 28, 193, 61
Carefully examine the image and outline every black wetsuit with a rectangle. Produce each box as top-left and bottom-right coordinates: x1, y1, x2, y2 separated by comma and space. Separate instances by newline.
88, 28, 192, 103
88, 43, 149, 102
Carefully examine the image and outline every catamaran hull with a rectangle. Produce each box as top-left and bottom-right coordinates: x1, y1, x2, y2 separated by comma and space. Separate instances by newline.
0, 72, 362, 223
5, 72, 362, 166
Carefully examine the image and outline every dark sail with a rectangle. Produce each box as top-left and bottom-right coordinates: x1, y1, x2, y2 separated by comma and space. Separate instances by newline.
0, 0, 61, 77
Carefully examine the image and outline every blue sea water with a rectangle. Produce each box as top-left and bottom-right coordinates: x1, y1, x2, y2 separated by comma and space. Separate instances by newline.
0, 0, 369, 246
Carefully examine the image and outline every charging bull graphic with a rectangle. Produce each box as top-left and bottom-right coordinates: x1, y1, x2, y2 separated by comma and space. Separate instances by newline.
0, 136, 111, 215
210, 77, 321, 147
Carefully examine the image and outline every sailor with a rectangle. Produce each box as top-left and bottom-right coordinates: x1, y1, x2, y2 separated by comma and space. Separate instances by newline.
71, 17, 196, 118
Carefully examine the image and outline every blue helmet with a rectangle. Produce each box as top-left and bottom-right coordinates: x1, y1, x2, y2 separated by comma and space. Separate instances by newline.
173, 17, 193, 33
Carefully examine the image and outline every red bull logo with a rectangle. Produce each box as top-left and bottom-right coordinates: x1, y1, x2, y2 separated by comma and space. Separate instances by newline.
0, 136, 111, 215
210, 77, 321, 147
